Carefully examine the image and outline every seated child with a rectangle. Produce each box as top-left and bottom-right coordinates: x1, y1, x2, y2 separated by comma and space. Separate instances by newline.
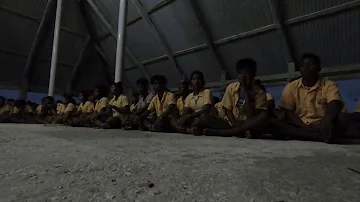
93, 82, 130, 129
175, 71, 213, 135
199, 58, 269, 138
138, 75, 176, 132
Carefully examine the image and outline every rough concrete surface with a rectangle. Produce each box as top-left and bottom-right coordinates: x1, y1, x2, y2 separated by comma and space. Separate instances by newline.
0, 124, 360, 202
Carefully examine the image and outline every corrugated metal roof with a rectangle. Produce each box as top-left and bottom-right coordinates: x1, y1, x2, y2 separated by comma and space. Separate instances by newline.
0, 0, 359, 94
149, 0, 207, 52
197, 0, 274, 40
288, 8, 360, 68
0, 0, 47, 21
283, 0, 355, 19
0, 10, 38, 53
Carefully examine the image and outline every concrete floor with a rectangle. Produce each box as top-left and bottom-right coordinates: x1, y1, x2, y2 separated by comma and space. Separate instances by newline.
0, 124, 360, 202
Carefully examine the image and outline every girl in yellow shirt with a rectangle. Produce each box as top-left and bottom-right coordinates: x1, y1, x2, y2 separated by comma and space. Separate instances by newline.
175, 71, 213, 135
51, 94, 77, 124
93, 82, 129, 129
0, 96, 11, 122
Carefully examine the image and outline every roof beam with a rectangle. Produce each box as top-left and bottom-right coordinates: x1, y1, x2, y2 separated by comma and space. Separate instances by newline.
189, 0, 231, 79
85, 0, 151, 81
125, 0, 360, 71
127, 0, 177, 26
267, 0, 295, 63
131, 0, 185, 78
66, 36, 92, 93
0, 5, 86, 38
19, 0, 57, 99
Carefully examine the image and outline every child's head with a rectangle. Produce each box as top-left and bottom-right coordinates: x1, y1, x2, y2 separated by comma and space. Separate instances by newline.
178, 80, 189, 95
93, 85, 109, 99
131, 93, 139, 104
236, 58, 257, 84
7, 99, 15, 107
110, 82, 123, 96
151, 75, 167, 93
62, 94, 75, 105
79, 90, 90, 102
0, 96, 5, 105
136, 78, 149, 94
15, 99, 26, 109
190, 71, 205, 90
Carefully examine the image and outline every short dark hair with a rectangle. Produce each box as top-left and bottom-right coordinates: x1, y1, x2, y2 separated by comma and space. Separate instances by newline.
213, 96, 220, 103
236, 58, 257, 75
190, 70, 206, 88
254, 79, 262, 86
62, 93, 76, 105
80, 90, 90, 100
46, 96, 54, 103
259, 84, 266, 92
95, 84, 109, 98
151, 75, 167, 85
15, 99, 26, 108
301, 53, 321, 67
112, 82, 122, 89
0, 96, 5, 101
136, 78, 149, 87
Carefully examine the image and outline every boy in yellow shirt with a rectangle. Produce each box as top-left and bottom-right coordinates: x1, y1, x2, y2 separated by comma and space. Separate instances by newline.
273, 53, 356, 142
94, 82, 130, 129
0, 96, 11, 122
138, 75, 176, 132
200, 58, 269, 137
175, 71, 213, 135
9, 100, 35, 123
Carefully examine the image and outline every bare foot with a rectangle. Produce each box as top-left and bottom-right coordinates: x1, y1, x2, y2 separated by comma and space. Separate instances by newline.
191, 127, 202, 136
101, 123, 110, 129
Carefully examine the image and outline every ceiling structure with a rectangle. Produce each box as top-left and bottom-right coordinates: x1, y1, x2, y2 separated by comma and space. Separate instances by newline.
0, 0, 360, 95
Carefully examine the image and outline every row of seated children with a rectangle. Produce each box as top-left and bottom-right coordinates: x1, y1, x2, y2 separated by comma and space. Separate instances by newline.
1, 53, 360, 143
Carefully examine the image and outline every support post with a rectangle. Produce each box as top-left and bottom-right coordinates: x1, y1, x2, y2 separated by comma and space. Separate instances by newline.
66, 36, 91, 93
78, 0, 135, 89
20, 0, 56, 99
115, 0, 128, 83
48, 0, 63, 96
86, 0, 152, 81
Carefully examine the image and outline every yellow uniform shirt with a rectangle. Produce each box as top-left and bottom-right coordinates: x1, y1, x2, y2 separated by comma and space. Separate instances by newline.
13, 105, 33, 114
266, 93, 274, 101
36, 105, 42, 114
57, 103, 76, 114
279, 77, 342, 125
221, 82, 267, 121
56, 103, 63, 112
109, 95, 129, 117
215, 102, 226, 119
130, 104, 136, 112
148, 91, 176, 117
0, 105, 11, 115
176, 97, 185, 116
184, 89, 212, 112
355, 101, 360, 113
94, 97, 109, 113
78, 101, 94, 113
